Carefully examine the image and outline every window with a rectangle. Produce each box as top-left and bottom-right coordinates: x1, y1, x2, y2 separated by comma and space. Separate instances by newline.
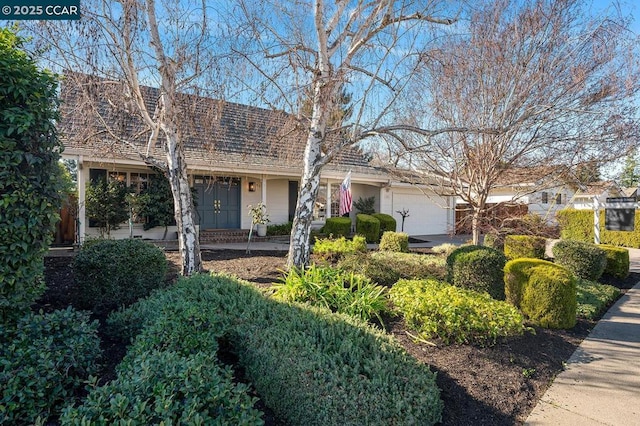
313, 184, 327, 221
555, 193, 562, 205
541, 192, 548, 204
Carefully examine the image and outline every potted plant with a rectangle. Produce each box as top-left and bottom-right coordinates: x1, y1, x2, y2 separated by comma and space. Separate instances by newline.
248, 202, 269, 237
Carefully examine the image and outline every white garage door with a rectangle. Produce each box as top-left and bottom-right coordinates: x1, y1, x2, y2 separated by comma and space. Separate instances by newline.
391, 192, 450, 236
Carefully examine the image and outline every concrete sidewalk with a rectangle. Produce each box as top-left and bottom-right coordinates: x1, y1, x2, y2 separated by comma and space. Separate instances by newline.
525, 248, 640, 426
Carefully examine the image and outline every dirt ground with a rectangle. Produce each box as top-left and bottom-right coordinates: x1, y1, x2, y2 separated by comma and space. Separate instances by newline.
42, 249, 637, 425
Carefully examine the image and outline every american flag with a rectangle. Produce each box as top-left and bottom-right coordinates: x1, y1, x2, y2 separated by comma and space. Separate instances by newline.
339, 171, 352, 216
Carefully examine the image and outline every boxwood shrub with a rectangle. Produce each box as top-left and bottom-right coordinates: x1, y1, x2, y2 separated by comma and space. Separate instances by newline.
504, 259, 577, 329
312, 235, 367, 262
379, 231, 409, 252
389, 279, 525, 345
338, 252, 446, 286
504, 235, 547, 260
109, 274, 443, 425
72, 238, 169, 314
552, 239, 607, 281
599, 244, 630, 279
446, 245, 508, 300
0, 308, 101, 424
321, 217, 352, 237
372, 213, 397, 236
356, 213, 381, 243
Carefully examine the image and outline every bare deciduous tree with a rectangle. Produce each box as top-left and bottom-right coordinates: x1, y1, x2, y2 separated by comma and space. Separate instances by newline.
233, 0, 456, 268
384, 0, 640, 244
28, 0, 232, 275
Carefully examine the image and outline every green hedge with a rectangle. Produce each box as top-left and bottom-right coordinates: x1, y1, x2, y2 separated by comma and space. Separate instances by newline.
504, 259, 577, 329
379, 231, 409, 252
312, 235, 367, 262
389, 279, 525, 345
108, 275, 443, 425
339, 252, 447, 286
372, 213, 397, 236
0, 308, 101, 424
504, 235, 546, 260
356, 214, 381, 243
322, 217, 352, 237
599, 244, 630, 279
446, 245, 508, 300
552, 240, 607, 281
72, 239, 169, 314
557, 209, 640, 248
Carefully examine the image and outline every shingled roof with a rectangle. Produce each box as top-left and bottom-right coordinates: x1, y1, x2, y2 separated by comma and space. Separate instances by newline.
59, 73, 376, 175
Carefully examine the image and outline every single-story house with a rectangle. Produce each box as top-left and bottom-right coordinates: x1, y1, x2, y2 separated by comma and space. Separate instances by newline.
59, 74, 455, 242
570, 181, 624, 209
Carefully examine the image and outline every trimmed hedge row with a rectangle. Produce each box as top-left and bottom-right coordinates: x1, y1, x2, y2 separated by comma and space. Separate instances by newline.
338, 252, 447, 286
557, 209, 640, 248
600, 244, 630, 279
552, 240, 607, 281
372, 213, 397, 236
356, 213, 381, 243
312, 235, 367, 261
446, 245, 508, 300
389, 279, 525, 345
504, 235, 546, 260
322, 217, 352, 237
504, 259, 577, 329
108, 274, 444, 425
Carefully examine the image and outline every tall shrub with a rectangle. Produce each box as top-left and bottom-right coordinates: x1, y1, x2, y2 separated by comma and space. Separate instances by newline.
356, 213, 381, 243
0, 28, 63, 323
557, 209, 640, 248
446, 245, 508, 300
552, 239, 607, 281
85, 177, 129, 237
372, 213, 397, 237
321, 217, 352, 237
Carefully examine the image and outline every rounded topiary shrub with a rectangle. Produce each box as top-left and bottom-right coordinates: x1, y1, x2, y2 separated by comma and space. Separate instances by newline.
322, 217, 352, 238
446, 245, 508, 300
379, 231, 409, 253
504, 259, 576, 329
504, 235, 547, 260
356, 214, 381, 243
552, 239, 607, 281
72, 239, 168, 314
599, 244, 630, 280
372, 213, 397, 236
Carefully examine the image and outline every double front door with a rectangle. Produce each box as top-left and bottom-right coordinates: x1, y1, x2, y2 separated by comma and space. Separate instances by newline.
194, 176, 241, 229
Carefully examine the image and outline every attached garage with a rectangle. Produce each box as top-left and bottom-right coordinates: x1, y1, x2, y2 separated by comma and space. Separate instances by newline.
381, 185, 454, 236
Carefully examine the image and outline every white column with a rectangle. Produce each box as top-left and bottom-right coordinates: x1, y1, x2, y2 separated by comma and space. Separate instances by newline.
261, 175, 267, 204
326, 181, 332, 218
77, 155, 85, 245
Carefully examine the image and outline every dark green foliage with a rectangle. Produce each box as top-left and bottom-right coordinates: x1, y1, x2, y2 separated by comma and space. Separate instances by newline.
136, 172, 175, 232
600, 244, 630, 279
504, 235, 547, 260
390, 279, 525, 345
372, 213, 397, 236
272, 265, 388, 323
339, 251, 446, 286
0, 29, 63, 323
267, 221, 293, 236
108, 275, 443, 425
446, 245, 508, 300
552, 239, 607, 280
321, 217, 352, 237
576, 278, 620, 320
557, 209, 640, 248
379, 231, 409, 252
85, 178, 130, 236
312, 235, 367, 262
72, 239, 168, 314
61, 350, 263, 425
353, 195, 375, 214
0, 308, 101, 424
356, 213, 381, 243
504, 259, 577, 329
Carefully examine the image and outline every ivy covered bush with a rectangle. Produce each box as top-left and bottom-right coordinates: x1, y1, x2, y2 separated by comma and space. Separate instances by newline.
378, 231, 409, 252
312, 235, 367, 262
0, 28, 63, 323
504, 259, 577, 329
504, 235, 547, 260
446, 245, 508, 300
321, 217, 352, 237
356, 213, 381, 243
0, 308, 101, 424
389, 279, 525, 345
552, 239, 607, 281
599, 244, 630, 279
72, 238, 168, 314
108, 275, 444, 425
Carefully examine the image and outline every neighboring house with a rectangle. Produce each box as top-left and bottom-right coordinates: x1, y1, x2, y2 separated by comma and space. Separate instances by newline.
59, 75, 455, 242
570, 181, 624, 209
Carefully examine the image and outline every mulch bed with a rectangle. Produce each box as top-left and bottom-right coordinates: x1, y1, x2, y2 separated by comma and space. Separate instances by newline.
41, 249, 638, 425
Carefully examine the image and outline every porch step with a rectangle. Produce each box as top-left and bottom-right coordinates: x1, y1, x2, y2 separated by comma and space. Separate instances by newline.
199, 229, 270, 244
